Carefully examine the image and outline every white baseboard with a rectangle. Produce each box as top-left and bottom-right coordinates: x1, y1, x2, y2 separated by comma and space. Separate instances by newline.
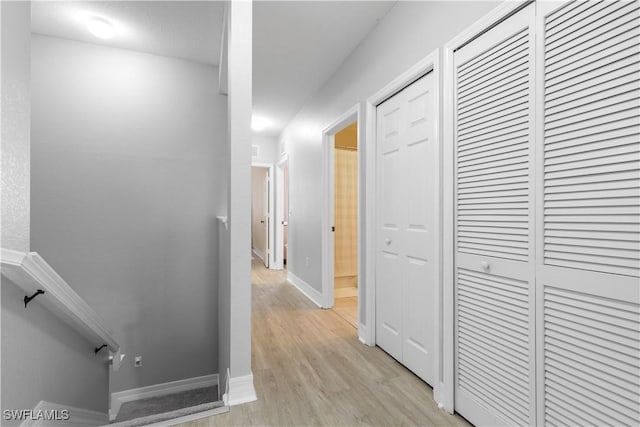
358, 323, 372, 346
252, 247, 266, 264
222, 373, 257, 406
20, 401, 107, 427
287, 271, 323, 308
109, 373, 219, 421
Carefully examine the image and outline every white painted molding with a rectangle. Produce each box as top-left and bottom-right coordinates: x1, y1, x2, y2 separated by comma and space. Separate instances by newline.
358, 323, 371, 346
20, 401, 107, 427
109, 373, 219, 421
222, 373, 257, 406
0, 249, 119, 353
287, 271, 323, 308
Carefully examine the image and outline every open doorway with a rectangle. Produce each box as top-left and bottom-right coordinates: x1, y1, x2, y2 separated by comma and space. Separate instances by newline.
251, 166, 270, 268
332, 122, 358, 328
321, 107, 361, 334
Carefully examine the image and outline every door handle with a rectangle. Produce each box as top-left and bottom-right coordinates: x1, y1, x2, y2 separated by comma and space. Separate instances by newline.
385, 238, 391, 245
481, 261, 490, 272
260, 220, 265, 224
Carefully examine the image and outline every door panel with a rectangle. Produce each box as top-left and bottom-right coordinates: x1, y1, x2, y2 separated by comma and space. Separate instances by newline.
453, 4, 536, 426
376, 71, 436, 385
263, 171, 269, 268
537, 2, 640, 425
376, 93, 404, 360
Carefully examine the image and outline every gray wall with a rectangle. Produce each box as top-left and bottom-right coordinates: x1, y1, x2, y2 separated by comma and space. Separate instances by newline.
1, 278, 109, 423
278, 1, 499, 323
1, 1, 30, 252
1, 2, 108, 419
30, 35, 228, 393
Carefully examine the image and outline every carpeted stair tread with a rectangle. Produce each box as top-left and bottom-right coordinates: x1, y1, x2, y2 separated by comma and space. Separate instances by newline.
109, 385, 223, 426
107, 400, 225, 427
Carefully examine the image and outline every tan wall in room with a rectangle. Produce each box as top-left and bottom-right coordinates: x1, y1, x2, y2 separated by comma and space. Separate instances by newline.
335, 122, 358, 150
334, 123, 358, 279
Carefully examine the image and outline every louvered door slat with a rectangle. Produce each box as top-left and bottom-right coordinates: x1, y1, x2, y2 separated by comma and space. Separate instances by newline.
548, 33, 639, 82
547, 55, 639, 101
546, 1, 636, 51
544, 0, 605, 34
543, 0, 640, 278
458, 90, 528, 126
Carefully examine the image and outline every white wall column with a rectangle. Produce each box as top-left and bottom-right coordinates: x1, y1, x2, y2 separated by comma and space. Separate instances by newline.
225, 0, 256, 406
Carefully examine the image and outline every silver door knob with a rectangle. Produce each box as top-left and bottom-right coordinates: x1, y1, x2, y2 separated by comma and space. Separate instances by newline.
385, 238, 391, 245
481, 261, 490, 272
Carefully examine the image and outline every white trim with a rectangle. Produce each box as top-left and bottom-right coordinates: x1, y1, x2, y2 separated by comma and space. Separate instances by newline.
440, 0, 531, 414
20, 401, 107, 427
287, 271, 323, 308
109, 373, 219, 421
320, 104, 361, 313
274, 154, 289, 271
0, 249, 119, 353
222, 373, 257, 406
357, 323, 368, 345
364, 50, 440, 355
251, 163, 276, 269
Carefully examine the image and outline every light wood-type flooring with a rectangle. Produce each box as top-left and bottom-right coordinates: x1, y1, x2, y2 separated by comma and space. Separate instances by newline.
177, 260, 470, 426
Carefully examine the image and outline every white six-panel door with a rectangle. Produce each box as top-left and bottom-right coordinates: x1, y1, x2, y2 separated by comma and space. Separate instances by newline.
375, 71, 437, 385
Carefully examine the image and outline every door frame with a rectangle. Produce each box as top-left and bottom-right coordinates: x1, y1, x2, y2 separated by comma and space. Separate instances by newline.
364, 48, 440, 389
251, 163, 275, 268
274, 154, 289, 270
321, 105, 361, 316
442, 0, 533, 414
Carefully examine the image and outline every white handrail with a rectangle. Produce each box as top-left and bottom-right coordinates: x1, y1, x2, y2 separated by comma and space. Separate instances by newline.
0, 248, 120, 354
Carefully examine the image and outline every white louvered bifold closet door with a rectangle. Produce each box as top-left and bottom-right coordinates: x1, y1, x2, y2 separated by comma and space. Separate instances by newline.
536, 1, 640, 425
453, 4, 536, 426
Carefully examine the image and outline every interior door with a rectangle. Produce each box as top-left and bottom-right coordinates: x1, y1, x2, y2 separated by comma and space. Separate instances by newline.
536, 1, 640, 424
376, 71, 437, 385
453, 4, 536, 426
262, 170, 269, 268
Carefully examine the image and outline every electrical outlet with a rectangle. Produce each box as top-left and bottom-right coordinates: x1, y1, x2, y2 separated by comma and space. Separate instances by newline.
134, 356, 142, 368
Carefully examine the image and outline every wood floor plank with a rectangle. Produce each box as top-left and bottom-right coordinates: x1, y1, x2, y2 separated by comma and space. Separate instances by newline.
175, 260, 470, 427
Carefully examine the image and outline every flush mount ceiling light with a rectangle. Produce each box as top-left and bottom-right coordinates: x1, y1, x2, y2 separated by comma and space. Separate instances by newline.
87, 16, 115, 39
252, 116, 272, 132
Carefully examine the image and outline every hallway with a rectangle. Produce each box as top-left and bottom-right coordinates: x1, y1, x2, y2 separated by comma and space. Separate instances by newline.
178, 260, 469, 426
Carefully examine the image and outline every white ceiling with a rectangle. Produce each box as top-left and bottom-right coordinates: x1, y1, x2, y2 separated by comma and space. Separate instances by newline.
31, 1, 396, 138
31, 1, 224, 65
253, 1, 396, 136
